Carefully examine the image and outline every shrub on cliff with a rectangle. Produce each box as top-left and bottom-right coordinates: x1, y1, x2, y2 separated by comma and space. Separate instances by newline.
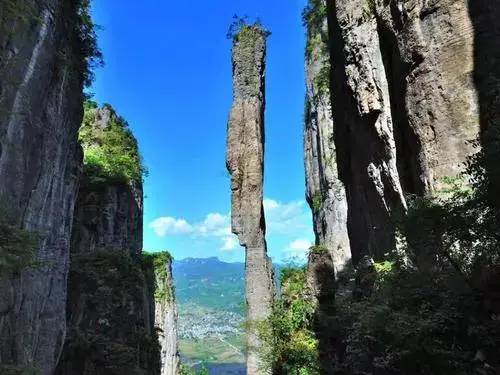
80, 101, 147, 185
141, 251, 173, 302
334, 145, 500, 374
258, 266, 320, 375
0, 200, 39, 275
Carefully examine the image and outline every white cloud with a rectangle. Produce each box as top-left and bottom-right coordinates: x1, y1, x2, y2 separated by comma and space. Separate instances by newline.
264, 198, 311, 235
289, 238, 312, 252
149, 211, 237, 251
221, 236, 239, 251
149, 217, 193, 236
149, 197, 314, 255
282, 238, 313, 262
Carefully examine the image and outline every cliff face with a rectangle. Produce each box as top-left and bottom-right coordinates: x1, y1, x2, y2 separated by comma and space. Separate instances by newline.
0, 1, 85, 373
153, 253, 180, 375
304, 0, 350, 276
57, 105, 160, 375
226, 25, 274, 375
324, 0, 481, 263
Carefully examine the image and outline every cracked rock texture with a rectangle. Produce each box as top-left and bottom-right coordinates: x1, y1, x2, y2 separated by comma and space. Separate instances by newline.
154, 257, 180, 375
325, 0, 481, 264
226, 26, 274, 375
0, 2, 84, 373
304, 0, 351, 276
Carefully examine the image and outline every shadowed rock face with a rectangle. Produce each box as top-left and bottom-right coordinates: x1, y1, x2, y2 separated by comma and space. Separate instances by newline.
304, 0, 351, 276
325, 0, 481, 264
155, 257, 180, 375
0, 1, 84, 373
226, 26, 274, 375
327, 0, 407, 264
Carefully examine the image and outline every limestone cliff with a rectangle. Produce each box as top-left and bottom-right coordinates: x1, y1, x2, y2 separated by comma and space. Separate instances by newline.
0, 1, 89, 373
324, 0, 482, 264
57, 104, 160, 375
226, 24, 274, 375
151, 252, 180, 375
304, 0, 350, 276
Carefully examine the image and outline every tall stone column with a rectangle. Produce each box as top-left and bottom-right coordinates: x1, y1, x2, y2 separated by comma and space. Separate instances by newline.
226, 25, 274, 375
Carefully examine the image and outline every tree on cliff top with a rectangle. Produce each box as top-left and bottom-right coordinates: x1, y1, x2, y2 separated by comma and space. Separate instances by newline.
79, 100, 147, 185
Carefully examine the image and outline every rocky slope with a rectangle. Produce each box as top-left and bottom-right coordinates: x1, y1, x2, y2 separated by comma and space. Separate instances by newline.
0, 2, 88, 373
226, 24, 275, 375
56, 104, 160, 375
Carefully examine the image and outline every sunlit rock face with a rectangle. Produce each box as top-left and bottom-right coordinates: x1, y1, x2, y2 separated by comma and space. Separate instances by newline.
325, 0, 481, 264
226, 25, 274, 375
0, 1, 85, 373
304, 0, 351, 276
154, 257, 180, 375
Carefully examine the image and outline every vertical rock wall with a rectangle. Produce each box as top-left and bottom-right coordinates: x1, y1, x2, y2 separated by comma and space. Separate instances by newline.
57, 105, 160, 375
226, 25, 274, 375
0, 1, 84, 373
326, 0, 407, 264
325, 0, 482, 264
154, 254, 180, 375
304, 0, 351, 275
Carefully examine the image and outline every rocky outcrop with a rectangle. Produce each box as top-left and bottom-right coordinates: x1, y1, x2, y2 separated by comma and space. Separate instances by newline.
152, 253, 180, 375
226, 25, 274, 375
325, 0, 481, 263
304, 0, 351, 276
0, 1, 87, 373
57, 104, 160, 375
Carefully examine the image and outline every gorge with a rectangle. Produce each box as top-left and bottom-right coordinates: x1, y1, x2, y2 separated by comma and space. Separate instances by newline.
1, 0, 500, 374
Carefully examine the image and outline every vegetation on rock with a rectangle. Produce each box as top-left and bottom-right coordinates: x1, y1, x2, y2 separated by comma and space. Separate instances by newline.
76, 0, 103, 87
80, 101, 147, 185
62, 250, 161, 375
142, 251, 174, 302
258, 267, 320, 374
0, 200, 39, 275
226, 15, 271, 41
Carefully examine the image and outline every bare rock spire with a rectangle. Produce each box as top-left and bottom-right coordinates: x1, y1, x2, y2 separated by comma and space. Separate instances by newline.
226, 24, 274, 375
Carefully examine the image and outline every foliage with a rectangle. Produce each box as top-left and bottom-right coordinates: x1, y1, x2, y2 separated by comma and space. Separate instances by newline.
0, 200, 40, 275
80, 101, 147, 185
334, 144, 500, 373
179, 363, 209, 375
0, 364, 40, 375
0, 0, 36, 26
258, 266, 320, 374
311, 192, 323, 212
336, 260, 500, 374
64, 249, 161, 374
75, 0, 103, 87
142, 251, 174, 302
309, 245, 329, 255
226, 15, 271, 41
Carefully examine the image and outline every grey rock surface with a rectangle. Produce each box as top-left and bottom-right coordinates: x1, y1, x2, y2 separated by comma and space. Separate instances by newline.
226, 26, 274, 375
0, 2, 84, 373
304, 0, 351, 276
326, 0, 482, 264
155, 258, 180, 375
327, 0, 407, 264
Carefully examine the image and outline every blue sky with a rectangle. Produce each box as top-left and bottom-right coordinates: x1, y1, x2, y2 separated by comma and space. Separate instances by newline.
90, 0, 313, 263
